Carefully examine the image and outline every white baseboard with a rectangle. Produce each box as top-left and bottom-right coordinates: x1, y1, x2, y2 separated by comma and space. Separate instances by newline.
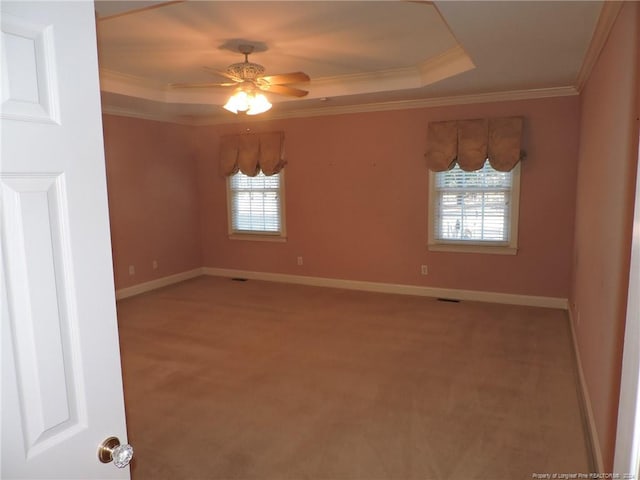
116, 265, 569, 308
203, 267, 568, 309
568, 307, 605, 472
115, 268, 204, 300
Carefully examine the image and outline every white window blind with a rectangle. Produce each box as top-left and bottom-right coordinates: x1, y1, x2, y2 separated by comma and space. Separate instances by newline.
228, 171, 283, 235
433, 162, 514, 244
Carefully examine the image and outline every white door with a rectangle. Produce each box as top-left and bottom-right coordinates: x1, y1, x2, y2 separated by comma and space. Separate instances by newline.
614, 136, 640, 475
1, 1, 130, 478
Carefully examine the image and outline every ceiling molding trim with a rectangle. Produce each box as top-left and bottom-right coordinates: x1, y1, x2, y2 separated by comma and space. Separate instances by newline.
189, 86, 579, 126
575, 1, 623, 93
306, 44, 472, 96
308, 67, 422, 98
100, 68, 167, 102
101, 105, 193, 125
103, 64, 441, 105
102, 85, 578, 126
96, 1, 185, 21
418, 45, 475, 85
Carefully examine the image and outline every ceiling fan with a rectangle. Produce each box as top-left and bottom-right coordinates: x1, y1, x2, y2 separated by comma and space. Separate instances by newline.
170, 44, 310, 114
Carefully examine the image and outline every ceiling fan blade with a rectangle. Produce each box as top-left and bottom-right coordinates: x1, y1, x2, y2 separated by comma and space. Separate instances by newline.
202, 67, 242, 82
261, 72, 310, 85
169, 82, 237, 89
261, 84, 309, 97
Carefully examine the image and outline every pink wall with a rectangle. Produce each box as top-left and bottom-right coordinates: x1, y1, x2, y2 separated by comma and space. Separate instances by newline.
196, 96, 580, 298
103, 115, 201, 290
571, 2, 640, 470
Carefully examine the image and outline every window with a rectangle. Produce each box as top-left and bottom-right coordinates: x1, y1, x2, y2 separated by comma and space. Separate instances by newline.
428, 162, 520, 254
227, 170, 286, 240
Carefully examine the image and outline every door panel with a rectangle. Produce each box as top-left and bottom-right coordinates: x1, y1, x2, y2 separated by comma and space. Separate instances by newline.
2, 174, 88, 458
1, 2, 129, 478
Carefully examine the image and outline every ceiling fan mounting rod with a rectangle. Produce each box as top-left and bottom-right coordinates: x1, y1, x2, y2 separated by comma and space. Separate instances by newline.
238, 44, 255, 62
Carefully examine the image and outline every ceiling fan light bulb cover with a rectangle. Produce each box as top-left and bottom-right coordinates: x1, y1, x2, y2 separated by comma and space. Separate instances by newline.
223, 100, 238, 114
246, 93, 272, 115
224, 91, 251, 114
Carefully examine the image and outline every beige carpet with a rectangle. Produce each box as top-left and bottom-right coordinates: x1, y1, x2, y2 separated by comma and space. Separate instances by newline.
117, 276, 591, 479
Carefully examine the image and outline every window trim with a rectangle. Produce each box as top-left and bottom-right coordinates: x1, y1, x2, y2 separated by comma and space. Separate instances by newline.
427, 163, 520, 255
226, 169, 287, 242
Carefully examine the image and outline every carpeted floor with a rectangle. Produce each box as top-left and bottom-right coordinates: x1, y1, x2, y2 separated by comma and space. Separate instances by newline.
117, 275, 591, 479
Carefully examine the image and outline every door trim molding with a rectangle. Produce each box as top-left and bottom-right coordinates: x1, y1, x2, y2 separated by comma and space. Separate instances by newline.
613, 134, 640, 474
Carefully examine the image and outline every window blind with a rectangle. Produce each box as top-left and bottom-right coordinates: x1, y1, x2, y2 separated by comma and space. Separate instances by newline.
433, 162, 512, 243
229, 171, 282, 234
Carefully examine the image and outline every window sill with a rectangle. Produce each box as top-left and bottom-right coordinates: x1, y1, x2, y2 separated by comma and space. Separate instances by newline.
428, 242, 518, 255
229, 233, 287, 243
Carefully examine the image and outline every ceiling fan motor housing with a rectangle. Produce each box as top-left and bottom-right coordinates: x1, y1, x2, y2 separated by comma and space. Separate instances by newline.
226, 61, 265, 81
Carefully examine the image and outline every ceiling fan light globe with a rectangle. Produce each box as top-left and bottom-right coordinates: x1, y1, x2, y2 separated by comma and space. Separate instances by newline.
235, 91, 250, 112
224, 91, 251, 114
246, 93, 272, 115
223, 100, 238, 114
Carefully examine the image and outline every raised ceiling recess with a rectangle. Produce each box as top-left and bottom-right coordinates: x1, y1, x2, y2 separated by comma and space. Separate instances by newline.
96, 1, 473, 120
95, 1, 602, 123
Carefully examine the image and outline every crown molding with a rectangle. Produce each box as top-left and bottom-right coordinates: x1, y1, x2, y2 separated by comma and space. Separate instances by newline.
100, 68, 166, 101
101, 85, 578, 126
100, 37, 575, 127
188, 85, 578, 126
100, 104, 193, 125
575, 1, 623, 93
97, 1, 184, 22
307, 45, 474, 97
99, 42, 474, 108
419, 44, 475, 85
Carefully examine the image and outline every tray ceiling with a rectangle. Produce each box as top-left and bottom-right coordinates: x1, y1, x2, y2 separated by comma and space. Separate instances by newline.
95, 1, 602, 123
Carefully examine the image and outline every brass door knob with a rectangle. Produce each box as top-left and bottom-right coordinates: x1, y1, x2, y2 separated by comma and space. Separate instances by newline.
98, 436, 134, 468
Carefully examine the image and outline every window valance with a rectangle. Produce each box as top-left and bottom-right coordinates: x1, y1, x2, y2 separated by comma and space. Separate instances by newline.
425, 116, 524, 172
219, 131, 286, 177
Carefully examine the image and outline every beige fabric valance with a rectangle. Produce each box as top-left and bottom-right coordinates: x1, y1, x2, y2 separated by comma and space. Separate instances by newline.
219, 131, 286, 177
425, 116, 524, 172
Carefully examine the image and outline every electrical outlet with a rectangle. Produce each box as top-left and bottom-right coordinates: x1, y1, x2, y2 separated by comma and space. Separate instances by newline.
420, 264, 428, 275
128, 265, 135, 275
152, 260, 158, 270
297, 256, 303, 266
